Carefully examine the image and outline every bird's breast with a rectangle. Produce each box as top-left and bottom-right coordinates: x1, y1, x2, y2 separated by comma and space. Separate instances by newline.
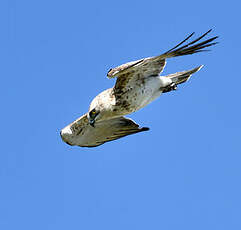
115, 77, 162, 113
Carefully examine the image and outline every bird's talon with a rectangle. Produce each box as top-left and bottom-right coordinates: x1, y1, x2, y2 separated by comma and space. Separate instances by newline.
170, 83, 177, 90
162, 83, 177, 93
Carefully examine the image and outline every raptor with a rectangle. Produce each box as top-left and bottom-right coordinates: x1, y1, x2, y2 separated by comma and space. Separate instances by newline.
60, 30, 218, 147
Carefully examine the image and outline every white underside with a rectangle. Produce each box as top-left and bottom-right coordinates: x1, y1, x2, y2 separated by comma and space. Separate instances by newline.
127, 76, 172, 111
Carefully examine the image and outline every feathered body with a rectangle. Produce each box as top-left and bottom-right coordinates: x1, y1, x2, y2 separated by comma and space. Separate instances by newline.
60, 30, 218, 147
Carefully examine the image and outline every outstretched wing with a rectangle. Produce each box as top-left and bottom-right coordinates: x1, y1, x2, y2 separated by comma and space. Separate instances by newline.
109, 57, 166, 94
60, 114, 149, 147
107, 30, 217, 93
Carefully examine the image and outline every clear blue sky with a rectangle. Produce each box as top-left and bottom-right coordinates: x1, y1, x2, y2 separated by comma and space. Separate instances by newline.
1, 0, 241, 229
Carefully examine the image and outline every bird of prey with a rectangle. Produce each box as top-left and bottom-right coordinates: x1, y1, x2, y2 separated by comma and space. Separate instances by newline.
60, 30, 218, 147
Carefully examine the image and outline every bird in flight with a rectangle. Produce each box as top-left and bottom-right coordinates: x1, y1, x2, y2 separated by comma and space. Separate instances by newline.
60, 30, 218, 147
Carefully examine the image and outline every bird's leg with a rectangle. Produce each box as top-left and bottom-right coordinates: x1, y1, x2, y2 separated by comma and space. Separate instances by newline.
170, 82, 177, 90
162, 82, 177, 93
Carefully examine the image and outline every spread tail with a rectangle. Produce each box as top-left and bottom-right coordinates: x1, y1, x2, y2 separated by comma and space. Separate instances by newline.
165, 65, 203, 85
162, 65, 203, 93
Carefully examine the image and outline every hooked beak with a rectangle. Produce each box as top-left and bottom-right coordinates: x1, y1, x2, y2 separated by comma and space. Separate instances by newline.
88, 118, 95, 127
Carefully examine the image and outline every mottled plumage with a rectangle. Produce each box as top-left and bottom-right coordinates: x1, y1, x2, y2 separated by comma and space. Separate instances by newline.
60, 30, 218, 147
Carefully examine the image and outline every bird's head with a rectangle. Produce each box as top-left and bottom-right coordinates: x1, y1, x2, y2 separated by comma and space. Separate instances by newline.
87, 89, 114, 127
87, 107, 101, 127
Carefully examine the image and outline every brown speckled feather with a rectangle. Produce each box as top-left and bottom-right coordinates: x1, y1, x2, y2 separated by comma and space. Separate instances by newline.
113, 57, 166, 94
108, 29, 217, 94
60, 30, 218, 148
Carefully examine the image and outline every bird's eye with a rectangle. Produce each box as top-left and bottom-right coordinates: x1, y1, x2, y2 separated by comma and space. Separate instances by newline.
89, 109, 97, 118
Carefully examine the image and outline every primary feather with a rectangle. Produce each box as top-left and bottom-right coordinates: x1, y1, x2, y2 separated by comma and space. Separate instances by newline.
61, 30, 218, 147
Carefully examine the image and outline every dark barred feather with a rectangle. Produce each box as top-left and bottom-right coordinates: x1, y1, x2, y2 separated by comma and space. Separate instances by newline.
163, 29, 218, 58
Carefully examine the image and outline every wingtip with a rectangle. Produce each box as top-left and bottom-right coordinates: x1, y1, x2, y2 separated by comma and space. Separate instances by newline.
197, 65, 204, 71
207, 28, 212, 33
190, 32, 195, 37
141, 127, 150, 131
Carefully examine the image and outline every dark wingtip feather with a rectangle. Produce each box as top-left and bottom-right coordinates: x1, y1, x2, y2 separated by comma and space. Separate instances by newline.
141, 127, 150, 131
164, 32, 195, 54
164, 30, 218, 58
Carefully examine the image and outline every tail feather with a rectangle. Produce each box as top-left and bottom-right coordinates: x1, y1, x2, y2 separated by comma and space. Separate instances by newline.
165, 65, 203, 85
162, 29, 218, 58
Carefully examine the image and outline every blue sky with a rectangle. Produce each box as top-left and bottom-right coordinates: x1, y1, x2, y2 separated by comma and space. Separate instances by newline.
1, 0, 241, 229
